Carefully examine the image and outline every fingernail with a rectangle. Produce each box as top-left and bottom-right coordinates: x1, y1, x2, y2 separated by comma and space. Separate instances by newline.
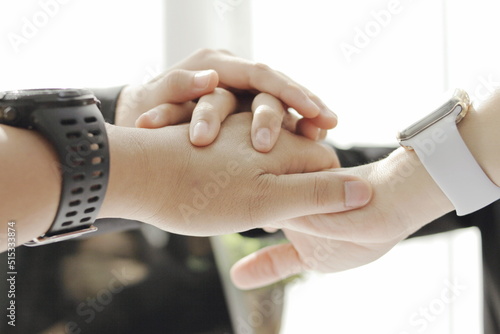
192, 120, 209, 141
144, 109, 158, 123
255, 128, 271, 149
193, 70, 213, 90
305, 98, 321, 115
344, 181, 371, 208
321, 107, 337, 120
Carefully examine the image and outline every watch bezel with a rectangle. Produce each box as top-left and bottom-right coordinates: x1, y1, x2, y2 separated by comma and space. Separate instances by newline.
0, 88, 100, 129
397, 89, 470, 146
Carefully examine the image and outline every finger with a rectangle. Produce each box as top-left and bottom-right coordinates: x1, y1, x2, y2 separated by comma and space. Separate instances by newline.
254, 172, 372, 225
251, 93, 285, 152
144, 69, 219, 108
296, 118, 321, 141
282, 111, 299, 133
271, 130, 339, 173
297, 93, 337, 130
319, 129, 328, 141
230, 243, 305, 290
135, 101, 196, 128
278, 71, 338, 129
175, 50, 324, 120
190, 88, 238, 146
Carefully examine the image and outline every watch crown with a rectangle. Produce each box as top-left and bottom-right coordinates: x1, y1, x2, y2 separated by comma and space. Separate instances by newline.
2, 106, 18, 122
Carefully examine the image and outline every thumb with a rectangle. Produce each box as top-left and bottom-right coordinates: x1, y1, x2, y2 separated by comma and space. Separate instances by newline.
230, 243, 304, 290
257, 171, 372, 224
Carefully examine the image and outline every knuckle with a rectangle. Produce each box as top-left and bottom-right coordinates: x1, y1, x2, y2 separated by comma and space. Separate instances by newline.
213, 87, 231, 97
259, 249, 282, 279
286, 81, 302, 93
194, 102, 215, 118
306, 90, 319, 100
213, 87, 237, 108
193, 48, 215, 59
248, 174, 275, 222
216, 48, 233, 56
311, 175, 332, 208
253, 62, 272, 73
249, 62, 273, 87
164, 69, 185, 89
157, 105, 176, 123
253, 103, 274, 116
254, 106, 282, 128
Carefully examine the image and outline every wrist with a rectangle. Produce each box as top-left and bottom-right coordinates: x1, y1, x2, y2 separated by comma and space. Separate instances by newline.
378, 148, 454, 230
98, 125, 183, 226
458, 89, 500, 186
98, 124, 147, 221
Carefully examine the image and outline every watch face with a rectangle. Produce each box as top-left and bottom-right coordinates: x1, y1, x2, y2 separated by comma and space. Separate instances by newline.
397, 89, 470, 142
0, 88, 99, 128
0, 88, 94, 103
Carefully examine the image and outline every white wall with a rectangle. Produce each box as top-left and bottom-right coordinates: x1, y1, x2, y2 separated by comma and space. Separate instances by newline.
0, 0, 164, 89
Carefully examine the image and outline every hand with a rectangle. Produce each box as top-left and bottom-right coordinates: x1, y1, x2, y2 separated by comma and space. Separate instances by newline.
100, 113, 371, 237
118, 49, 336, 151
231, 88, 500, 289
230, 148, 454, 289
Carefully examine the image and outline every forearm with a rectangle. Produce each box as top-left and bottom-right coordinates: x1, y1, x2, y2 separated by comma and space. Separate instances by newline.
0, 124, 147, 251
0, 125, 60, 248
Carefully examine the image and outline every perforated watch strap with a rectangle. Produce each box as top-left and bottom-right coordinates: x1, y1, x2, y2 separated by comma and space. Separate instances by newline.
402, 106, 500, 215
30, 104, 109, 237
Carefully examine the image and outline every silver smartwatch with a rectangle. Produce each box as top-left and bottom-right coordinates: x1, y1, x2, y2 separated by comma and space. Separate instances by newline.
397, 89, 500, 215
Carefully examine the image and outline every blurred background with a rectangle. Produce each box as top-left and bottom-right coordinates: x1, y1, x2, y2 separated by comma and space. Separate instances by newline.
2, 0, 499, 333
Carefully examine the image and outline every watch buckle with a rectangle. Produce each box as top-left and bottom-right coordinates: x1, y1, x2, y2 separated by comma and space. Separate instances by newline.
24, 226, 98, 247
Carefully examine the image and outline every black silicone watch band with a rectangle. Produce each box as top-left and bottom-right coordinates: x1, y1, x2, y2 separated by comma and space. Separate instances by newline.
32, 103, 110, 239
0, 89, 110, 246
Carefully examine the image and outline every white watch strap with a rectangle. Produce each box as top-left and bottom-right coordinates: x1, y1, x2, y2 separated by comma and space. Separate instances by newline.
402, 105, 500, 216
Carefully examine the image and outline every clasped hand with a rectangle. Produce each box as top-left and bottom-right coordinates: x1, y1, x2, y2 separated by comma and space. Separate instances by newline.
115, 49, 444, 290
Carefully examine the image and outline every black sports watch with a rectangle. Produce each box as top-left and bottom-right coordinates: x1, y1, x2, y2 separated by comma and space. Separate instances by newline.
0, 88, 110, 246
